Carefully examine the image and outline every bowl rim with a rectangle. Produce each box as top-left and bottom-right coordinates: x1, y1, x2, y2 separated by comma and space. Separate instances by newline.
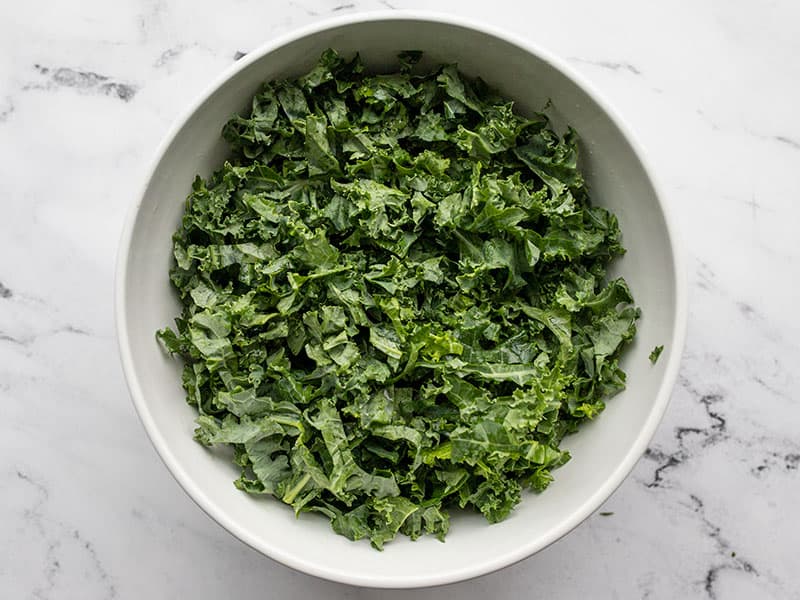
115, 9, 688, 589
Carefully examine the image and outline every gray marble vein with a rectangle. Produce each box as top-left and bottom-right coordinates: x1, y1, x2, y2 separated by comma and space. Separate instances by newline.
27, 65, 138, 102
569, 56, 643, 75
0, 98, 14, 122
771, 135, 800, 150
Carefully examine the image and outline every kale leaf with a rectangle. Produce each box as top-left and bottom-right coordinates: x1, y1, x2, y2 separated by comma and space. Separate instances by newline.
157, 49, 639, 549
649, 345, 664, 364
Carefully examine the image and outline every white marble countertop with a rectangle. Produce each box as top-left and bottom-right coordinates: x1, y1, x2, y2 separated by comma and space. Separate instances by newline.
2, 1, 798, 598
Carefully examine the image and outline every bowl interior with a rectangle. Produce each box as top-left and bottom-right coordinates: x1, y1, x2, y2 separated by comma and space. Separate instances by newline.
119, 16, 681, 588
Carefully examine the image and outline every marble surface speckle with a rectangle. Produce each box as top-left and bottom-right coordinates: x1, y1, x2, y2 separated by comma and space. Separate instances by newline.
2, 1, 798, 598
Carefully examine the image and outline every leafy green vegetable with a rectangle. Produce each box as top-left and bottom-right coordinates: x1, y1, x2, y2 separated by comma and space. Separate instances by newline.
649, 345, 664, 364
157, 49, 640, 549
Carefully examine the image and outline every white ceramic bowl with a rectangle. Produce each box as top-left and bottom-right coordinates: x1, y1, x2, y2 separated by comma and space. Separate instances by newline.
116, 11, 686, 588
